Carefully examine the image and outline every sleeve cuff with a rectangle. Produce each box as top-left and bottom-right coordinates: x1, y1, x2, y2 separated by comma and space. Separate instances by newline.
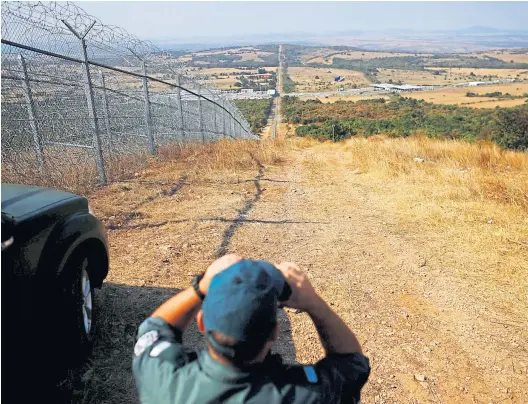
137, 317, 183, 343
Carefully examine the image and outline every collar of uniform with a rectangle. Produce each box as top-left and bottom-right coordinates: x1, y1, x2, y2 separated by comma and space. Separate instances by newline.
199, 350, 281, 383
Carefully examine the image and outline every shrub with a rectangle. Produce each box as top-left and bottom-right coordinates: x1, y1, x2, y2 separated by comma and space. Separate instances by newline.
493, 107, 528, 150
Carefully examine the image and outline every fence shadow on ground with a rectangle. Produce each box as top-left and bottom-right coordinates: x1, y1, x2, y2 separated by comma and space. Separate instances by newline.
35, 282, 297, 404
215, 153, 265, 258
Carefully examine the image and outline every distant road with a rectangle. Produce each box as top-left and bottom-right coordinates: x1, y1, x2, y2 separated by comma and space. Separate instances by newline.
278, 44, 284, 94
222, 79, 524, 101
283, 79, 524, 99
271, 45, 283, 139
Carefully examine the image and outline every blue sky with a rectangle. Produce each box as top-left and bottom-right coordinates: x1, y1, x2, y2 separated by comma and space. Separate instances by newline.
76, 2, 528, 40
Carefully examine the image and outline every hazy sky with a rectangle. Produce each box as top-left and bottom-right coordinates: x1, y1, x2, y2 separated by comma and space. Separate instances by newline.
76, 2, 528, 40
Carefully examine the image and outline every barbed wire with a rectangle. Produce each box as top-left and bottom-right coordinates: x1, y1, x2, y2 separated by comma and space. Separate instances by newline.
1, 1, 256, 191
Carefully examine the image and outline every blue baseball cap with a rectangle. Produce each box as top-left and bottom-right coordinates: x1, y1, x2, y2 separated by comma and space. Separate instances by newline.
202, 259, 291, 362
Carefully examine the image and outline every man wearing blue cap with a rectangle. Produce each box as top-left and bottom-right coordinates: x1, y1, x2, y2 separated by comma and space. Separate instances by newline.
133, 254, 370, 403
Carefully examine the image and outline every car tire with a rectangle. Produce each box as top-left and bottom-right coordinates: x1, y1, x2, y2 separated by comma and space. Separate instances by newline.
60, 249, 96, 362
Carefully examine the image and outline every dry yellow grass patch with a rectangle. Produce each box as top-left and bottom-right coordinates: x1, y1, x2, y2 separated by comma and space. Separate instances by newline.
195, 66, 277, 89
1, 139, 289, 198
276, 122, 296, 140
197, 67, 276, 75
211, 78, 240, 89
238, 52, 272, 62
306, 56, 331, 65
337, 51, 426, 60
376, 68, 469, 85
471, 50, 528, 64
288, 67, 370, 92
307, 51, 431, 64
468, 98, 528, 108
154, 138, 288, 177
1, 146, 150, 196
341, 136, 528, 212
404, 82, 528, 107
298, 48, 337, 63
426, 67, 528, 79
335, 136, 528, 300
192, 48, 272, 63
290, 135, 528, 306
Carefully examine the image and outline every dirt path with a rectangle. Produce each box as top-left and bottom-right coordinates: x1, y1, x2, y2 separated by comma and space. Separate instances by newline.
261, 97, 279, 140
84, 143, 527, 403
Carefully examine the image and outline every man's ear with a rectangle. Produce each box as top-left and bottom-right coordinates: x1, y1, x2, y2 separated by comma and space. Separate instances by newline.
271, 322, 279, 342
196, 310, 205, 333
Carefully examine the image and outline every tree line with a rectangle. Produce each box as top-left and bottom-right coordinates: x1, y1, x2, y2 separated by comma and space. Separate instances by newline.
234, 98, 273, 135
282, 96, 528, 150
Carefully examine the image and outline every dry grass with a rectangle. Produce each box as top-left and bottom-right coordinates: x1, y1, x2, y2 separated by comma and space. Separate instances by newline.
155, 138, 287, 174
404, 82, 528, 107
463, 98, 528, 108
377, 67, 528, 86
1, 139, 287, 197
305, 56, 333, 65
307, 51, 430, 64
191, 48, 273, 63
428, 67, 528, 79
196, 67, 276, 75
298, 48, 338, 63
476, 50, 528, 64
196, 66, 277, 89
375, 68, 469, 85
1, 146, 150, 196
340, 136, 528, 212
288, 67, 370, 92
57, 135, 528, 403
301, 135, 528, 307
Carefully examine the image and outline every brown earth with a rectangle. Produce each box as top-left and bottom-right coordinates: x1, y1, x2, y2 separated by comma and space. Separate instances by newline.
74, 138, 527, 403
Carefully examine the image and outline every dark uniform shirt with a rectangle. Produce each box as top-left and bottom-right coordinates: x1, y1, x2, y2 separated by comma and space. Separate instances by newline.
133, 317, 371, 404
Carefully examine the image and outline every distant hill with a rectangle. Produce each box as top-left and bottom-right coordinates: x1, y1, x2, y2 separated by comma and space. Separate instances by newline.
151, 26, 528, 53
459, 26, 501, 34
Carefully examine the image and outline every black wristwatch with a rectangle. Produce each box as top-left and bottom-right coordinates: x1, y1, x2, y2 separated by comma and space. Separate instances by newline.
192, 273, 206, 301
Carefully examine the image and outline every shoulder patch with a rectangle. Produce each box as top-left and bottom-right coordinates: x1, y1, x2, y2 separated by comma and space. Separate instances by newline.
150, 341, 172, 357
134, 330, 159, 356
304, 365, 318, 383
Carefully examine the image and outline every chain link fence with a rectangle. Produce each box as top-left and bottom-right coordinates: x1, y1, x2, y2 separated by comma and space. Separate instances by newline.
1, 2, 256, 191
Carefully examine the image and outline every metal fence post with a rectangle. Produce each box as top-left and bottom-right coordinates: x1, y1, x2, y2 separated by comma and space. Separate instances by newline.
213, 96, 218, 136
81, 37, 107, 184
198, 84, 205, 143
99, 70, 112, 149
222, 99, 227, 137
238, 113, 242, 138
19, 54, 44, 174
230, 105, 235, 138
175, 74, 185, 140
63, 20, 106, 184
141, 60, 155, 155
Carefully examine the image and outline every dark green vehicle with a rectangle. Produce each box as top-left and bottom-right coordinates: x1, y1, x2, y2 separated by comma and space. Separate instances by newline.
1, 183, 109, 401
